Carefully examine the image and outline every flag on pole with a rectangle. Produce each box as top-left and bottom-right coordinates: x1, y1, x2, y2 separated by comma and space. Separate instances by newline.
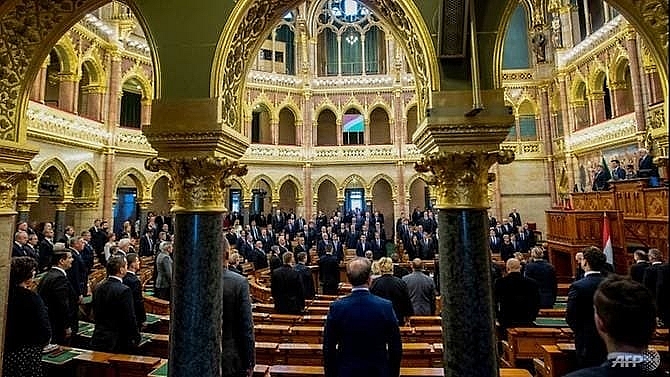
602, 212, 613, 264
601, 156, 612, 181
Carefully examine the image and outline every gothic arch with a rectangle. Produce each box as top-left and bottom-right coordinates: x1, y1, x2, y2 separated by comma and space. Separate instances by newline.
340, 174, 367, 192
611, 55, 631, 83
79, 57, 106, 87
213, 0, 441, 132
34, 157, 72, 185
368, 173, 397, 197
368, 102, 393, 121
148, 171, 171, 193
121, 69, 153, 100
228, 175, 251, 198
589, 69, 608, 93
70, 161, 101, 199
313, 175, 339, 197
276, 103, 303, 124
570, 77, 588, 102
276, 175, 304, 201
405, 173, 430, 193
52, 37, 79, 75
113, 167, 150, 201
314, 102, 340, 123
249, 174, 276, 194
517, 99, 538, 115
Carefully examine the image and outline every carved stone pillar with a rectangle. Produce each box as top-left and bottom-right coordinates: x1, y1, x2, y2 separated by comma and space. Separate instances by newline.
413, 90, 515, 377
242, 198, 252, 227
0, 166, 36, 374
58, 74, 78, 113
86, 87, 105, 121
102, 151, 115, 221
145, 157, 247, 377
588, 92, 605, 125
303, 163, 313, 220
31, 61, 48, 103
271, 118, 279, 145
137, 201, 151, 234
336, 119, 343, 146
539, 87, 557, 205
107, 51, 123, 128
646, 70, 663, 105
624, 31, 648, 133
609, 84, 631, 116
16, 202, 33, 224
54, 202, 69, 241
141, 98, 152, 126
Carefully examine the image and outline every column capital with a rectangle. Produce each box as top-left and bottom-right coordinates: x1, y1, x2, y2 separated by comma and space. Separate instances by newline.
145, 156, 247, 212
415, 150, 514, 209
0, 166, 36, 214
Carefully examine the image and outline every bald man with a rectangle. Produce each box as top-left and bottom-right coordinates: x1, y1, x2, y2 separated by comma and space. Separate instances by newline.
494, 258, 540, 330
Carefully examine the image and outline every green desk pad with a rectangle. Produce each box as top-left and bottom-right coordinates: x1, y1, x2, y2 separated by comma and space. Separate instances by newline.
534, 317, 568, 327
556, 296, 567, 302
77, 322, 95, 337
145, 314, 161, 325
42, 349, 81, 365
82, 296, 92, 304
148, 360, 168, 376
553, 302, 567, 309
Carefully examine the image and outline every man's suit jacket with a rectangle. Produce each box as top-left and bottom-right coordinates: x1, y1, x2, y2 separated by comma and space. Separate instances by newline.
524, 259, 558, 309
402, 271, 435, 316
371, 238, 385, 260
566, 272, 607, 367
271, 264, 305, 314
37, 268, 79, 344
494, 272, 540, 328
656, 263, 669, 327
123, 271, 147, 328
355, 241, 371, 257
139, 235, 154, 257
611, 166, 626, 180
90, 277, 140, 353
643, 262, 664, 296
38, 238, 54, 271
221, 268, 255, 376
12, 242, 27, 257
294, 263, 315, 300
68, 249, 88, 297
331, 241, 344, 262
509, 212, 522, 227
318, 254, 340, 294
629, 261, 650, 284
638, 155, 658, 178
323, 289, 402, 377
370, 274, 414, 325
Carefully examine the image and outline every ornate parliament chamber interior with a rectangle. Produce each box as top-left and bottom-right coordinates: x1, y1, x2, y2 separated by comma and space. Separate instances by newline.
0, 0, 668, 376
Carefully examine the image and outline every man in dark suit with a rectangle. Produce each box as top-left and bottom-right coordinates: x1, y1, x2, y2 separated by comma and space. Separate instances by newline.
294, 251, 315, 300
657, 263, 669, 328
637, 147, 659, 180
628, 249, 650, 284
37, 249, 79, 344
24, 233, 41, 262
271, 252, 305, 314
508, 208, 522, 228
323, 257, 401, 377
139, 229, 154, 257
221, 240, 255, 377
318, 245, 340, 295
488, 229, 502, 254
12, 230, 28, 257
566, 247, 608, 368
592, 165, 610, 191
371, 232, 386, 260
494, 258, 540, 329
90, 255, 140, 353
609, 159, 626, 180
39, 228, 55, 271
524, 247, 557, 309
330, 233, 344, 262
565, 276, 659, 377
643, 248, 664, 297
355, 234, 371, 257
67, 237, 88, 300
123, 253, 147, 331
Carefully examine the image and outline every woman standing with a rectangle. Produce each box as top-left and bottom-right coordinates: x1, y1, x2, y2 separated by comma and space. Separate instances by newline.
3, 257, 51, 377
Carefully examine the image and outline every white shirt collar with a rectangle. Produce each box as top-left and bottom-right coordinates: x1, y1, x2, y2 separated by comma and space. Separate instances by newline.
52, 266, 67, 277
584, 270, 600, 276
109, 275, 123, 282
126, 270, 136, 275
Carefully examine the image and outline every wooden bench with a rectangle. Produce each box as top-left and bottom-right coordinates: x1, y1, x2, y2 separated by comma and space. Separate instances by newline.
254, 324, 292, 343
288, 326, 323, 344
408, 316, 441, 327
265, 365, 532, 377
502, 327, 571, 367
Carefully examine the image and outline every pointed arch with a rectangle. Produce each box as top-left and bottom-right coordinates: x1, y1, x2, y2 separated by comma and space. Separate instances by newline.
113, 167, 150, 200
517, 99, 538, 115
589, 69, 607, 93
313, 175, 339, 197
314, 102, 340, 123
368, 102, 393, 120
340, 174, 367, 191
148, 171, 171, 192
52, 36, 78, 75
405, 173, 430, 192
79, 56, 106, 87
368, 173, 397, 197
34, 157, 71, 184
70, 162, 101, 199
229, 176, 251, 198
277, 174, 304, 200
275, 101, 303, 124
570, 77, 588, 102
249, 174, 276, 194
121, 68, 153, 100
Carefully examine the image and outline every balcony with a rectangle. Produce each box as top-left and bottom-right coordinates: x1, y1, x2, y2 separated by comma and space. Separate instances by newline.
566, 112, 637, 152
27, 102, 110, 149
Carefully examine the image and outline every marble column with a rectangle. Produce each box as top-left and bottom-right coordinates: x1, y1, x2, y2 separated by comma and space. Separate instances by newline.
102, 152, 115, 222
413, 90, 515, 377
87, 88, 104, 121
145, 157, 247, 377
138, 202, 151, 234
336, 119, 343, 146
54, 202, 68, 241
588, 92, 605, 124
107, 52, 123, 128
58, 74, 78, 113
141, 99, 152, 127
624, 32, 647, 133
31, 64, 47, 103
0, 167, 36, 373
303, 163, 313, 220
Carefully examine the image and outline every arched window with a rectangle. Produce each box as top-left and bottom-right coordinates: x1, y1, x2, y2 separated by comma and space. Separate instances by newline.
502, 4, 530, 69
255, 13, 297, 75
406, 105, 418, 143
317, 109, 337, 146
369, 107, 390, 144
603, 76, 613, 120
518, 101, 538, 141
343, 108, 364, 145
278, 107, 297, 145
251, 105, 272, 144
45, 50, 62, 107
574, 81, 589, 129
316, 0, 387, 76
120, 78, 143, 128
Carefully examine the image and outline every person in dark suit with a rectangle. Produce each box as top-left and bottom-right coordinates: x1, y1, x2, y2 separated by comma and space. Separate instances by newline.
38, 228, 55, 272
4, 257, 51, 377
609, 159, 626, 180
656, 263, 669, 328
370, 257, 414, 325
637, 147, 659, 181
67, 237, 88, 300
221, 239, 255, 377
371, 232, 386, 260
271, 252, 305, 314
643, 248, 664, 297
330, 233, 344, 262
566, 247, 608, 368
90, 255, 140, 353
574, 252, 585, 281
499, 234, 516, 261
494, 258, 540, 329
122, 253, 147, 331
419, 234, 436, 260
249, 241, 269, 271
591, 165, 610, 191
80, 231, 95, 275
628, 249, 650, 284
318, 245, 340, 295
405, 235, 422, 261
37, 249, 78, 345
323, 257, 402, 377
355, 234, 371, 257
524, 247, 557, 309
565, 276, 660, 377
12, 230, 28, 257
294, 252, 315, 300
508, 208, 522, 228
139, 229, 154, 257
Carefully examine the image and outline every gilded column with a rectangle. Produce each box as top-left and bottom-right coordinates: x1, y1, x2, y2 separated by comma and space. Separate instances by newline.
141, 98, 152, 126
624, 30, 647, 134
242, 198, 252, 227
58, 73, 78, 113
0, 166, 36, 374
540, 86, 557, 205
413, 90, 515, 377
145, 156, 247, 377
303, 163, 313, 220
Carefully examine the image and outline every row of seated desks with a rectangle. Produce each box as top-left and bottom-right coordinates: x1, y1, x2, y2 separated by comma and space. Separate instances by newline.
534, 343, 670, 377
42, 346, 166, 377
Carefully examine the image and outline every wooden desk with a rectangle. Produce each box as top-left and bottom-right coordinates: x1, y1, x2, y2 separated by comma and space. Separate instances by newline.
503, 327, 571, 366
266, 366, 532, 376
277, 343, 323, 366
288, 326, 323, 343
255, 324, 292, 343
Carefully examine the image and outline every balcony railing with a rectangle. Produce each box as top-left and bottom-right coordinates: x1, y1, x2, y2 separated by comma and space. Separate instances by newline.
27, 102, 110, 147
566, 112, 637, 152
115, 128, 155, 153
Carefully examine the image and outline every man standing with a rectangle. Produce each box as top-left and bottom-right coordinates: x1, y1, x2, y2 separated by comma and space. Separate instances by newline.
508, 208, 522, 228
139, 229, 154, 257
494, 258, 540, 329
609, 159, 626, 180
90, 256, 140, 353
318, 245, 340, 295
323, 257, 402, 377
221, 239, 255, 377
39, 228, 55, 271
524, 247, 557, 309
37, 248, 79, 344
67, 237, 88, 301
402, 258, 436, 316
12, 230, 28, 257
123, 253, 147, 331
155, 241, 173, 301
270, 251, 305, 314
628, 250, 650, 284
294, 252, 315, 300
566, 247, 608, 368
643, 248, 664, 297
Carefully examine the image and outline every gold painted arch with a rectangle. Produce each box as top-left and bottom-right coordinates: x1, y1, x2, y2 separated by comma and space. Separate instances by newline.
121, 68, 154, 100
368, 173, 397, 197
313, 174, 339, 197
610, 55, 631, 83
340, 174, 367, 192
277, 175, 304, 201
113, 167, 150, 201
405, 172, 430, 192
228, 175, 251, 198
212, 0, 440, 132
34, 157, 72, 185
70, 162, 101, 197
276, 102, 304, 124
79, 57, 106, 87
52, 36, 79, 75
148, 171, 171, 193
249, 174, 276, 194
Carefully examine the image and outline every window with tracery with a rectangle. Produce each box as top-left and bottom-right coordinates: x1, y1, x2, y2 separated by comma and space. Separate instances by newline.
316, 0, 386, 76
253, 12, 296, 75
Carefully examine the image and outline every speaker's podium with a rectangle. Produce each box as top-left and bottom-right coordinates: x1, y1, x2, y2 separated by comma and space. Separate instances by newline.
546, 178, 668, 281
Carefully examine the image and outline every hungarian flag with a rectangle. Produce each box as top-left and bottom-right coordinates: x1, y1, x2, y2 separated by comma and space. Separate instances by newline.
602, 212, 613, 264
